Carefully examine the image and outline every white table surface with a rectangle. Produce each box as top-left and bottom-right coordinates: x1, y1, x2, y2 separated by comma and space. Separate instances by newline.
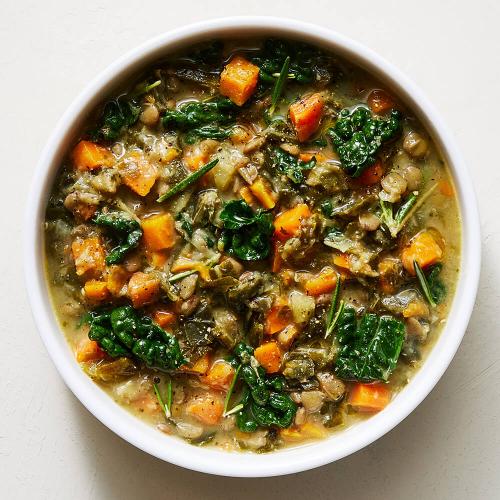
2, 1, 499, 498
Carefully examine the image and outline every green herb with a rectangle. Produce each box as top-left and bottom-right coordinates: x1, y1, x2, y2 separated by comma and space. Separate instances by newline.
414, 261, 446, 307
90, 79, 161, 141
162, 98, 237, 140
175, 212, 194, 237
327, 106, 401, 177
87, 306, 186, 371
153, 377, 172, 418
269, 56, 290, 116
183, 124, 233, 144
232, 343, 297, 432
219, 200, 274, 261
252, 39, 330, 85
272, 147, 316, 184
334, 307, 405, 382
380, 184, 438, 238
223, 364, 243, 417
157, 159, 219, 202
93, 212, 142, 264
168, 269, 198, 283
325, 276, 343, 338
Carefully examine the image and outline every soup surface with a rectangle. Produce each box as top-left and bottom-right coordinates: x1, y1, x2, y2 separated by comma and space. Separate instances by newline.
45, 38, 460, 451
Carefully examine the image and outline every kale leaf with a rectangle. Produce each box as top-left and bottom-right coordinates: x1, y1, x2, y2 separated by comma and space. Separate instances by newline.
427, 264, 446, 304
94, 212, 142, 265
334, 306, 405, 382
272, 147, 316, 184
162, 98, 237, 136
252, 38, 331, 85
327, 106, 401, 177
89, 79, 163, 141
89, 98, 141, 142
220, 200, 273, 261
232, 343, 297, 432
414, 261, 446, 307
87, 306, 186, 370
183, 124, 233, 144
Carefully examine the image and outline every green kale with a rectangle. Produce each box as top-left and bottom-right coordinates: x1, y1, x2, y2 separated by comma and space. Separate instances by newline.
327, 106, 401, 177
252, 38, 331, 85
183, 124, 233, 144
87, 306, 186, 371
162, 98, 237, 135
414, 261, 446, 307
219, 200, 273, 261
93, 212, 142, 265
334, 306, 405, 382
89, 80, 160, 141
231, 343, 297, 432
272, 147, 316, 184
178, 40, 224, 66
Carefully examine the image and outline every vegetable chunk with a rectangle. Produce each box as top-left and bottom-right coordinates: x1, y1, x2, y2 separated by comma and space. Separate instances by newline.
71, 237, 106, 278
289, 93, 324, 142
274, 204, 311, 241
219, 56, 260, 106
401, 230, 443, 275
186, 393, 224, 425
128, 272, 160, 308
349, 383, 391, 412
254, 342, 282, 373
141, 213, 177, 251
72, 140, 114, 171
120, 153, 158, 196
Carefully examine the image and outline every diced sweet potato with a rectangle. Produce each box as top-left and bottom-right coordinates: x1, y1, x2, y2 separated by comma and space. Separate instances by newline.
249, 177, 277, 209
153, 309, 177, 328
280, 422, 327, 441
120, 152, 158, 196
367, 89, 394, 114
289, 93, 324, 142
186, 393, 224, 425
76, 339, 106, 363
254, 342, 282, 374
401, 231, 444, 275
127, 272, 160, 308
274, 204, 311, 241
349, 383, 391, 412
356, 160, 384, 186
403, 301, 429, 318
72, 140, 114, 171
265, 300, 292, 335
71, 237, 106, 278
304, 267, 338, 296
181, 352, 211, 375
84, 280, 110, 302
147, 250, 168, 269
141, 213, 177, 251
219, 56, 260, 106
202, 361, 235, 391
105, 265, 129, 296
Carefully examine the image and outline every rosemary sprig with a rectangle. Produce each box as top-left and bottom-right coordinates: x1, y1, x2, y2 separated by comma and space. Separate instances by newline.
223, 364, 243, 417
157, 159, 218, 202
269, 56, 290, 116
153, 377, 173, 419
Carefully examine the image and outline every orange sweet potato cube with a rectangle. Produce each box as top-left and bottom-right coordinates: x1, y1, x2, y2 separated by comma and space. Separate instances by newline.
127, 272, 160, 308
289, 93, 324, 142
220, 56, 260, 106
141, 213, 177, 251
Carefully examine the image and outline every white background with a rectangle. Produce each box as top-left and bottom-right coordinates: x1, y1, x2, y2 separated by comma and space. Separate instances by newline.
1, 1, 499, 498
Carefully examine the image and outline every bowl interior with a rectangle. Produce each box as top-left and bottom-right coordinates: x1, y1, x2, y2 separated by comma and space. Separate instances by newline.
24, 17, 480, 477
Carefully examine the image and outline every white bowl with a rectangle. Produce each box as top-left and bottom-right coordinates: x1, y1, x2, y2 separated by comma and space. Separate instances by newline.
24, 17, 481, 477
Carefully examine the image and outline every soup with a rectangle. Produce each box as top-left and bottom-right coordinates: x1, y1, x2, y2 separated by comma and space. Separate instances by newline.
44, 38, 460, 451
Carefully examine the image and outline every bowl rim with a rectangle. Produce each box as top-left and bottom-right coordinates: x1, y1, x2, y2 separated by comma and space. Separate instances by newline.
24, 16, 481, 477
